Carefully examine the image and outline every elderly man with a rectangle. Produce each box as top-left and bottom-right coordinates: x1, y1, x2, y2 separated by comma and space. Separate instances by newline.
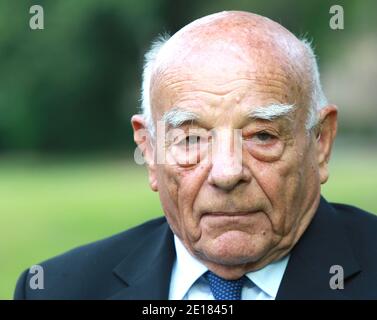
15, 11, 377, 300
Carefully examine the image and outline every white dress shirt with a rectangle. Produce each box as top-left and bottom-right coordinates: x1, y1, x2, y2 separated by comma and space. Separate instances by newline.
169, 235, 289, 300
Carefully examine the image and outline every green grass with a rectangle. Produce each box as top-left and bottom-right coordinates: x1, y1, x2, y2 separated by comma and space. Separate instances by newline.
1, 148, 376, 299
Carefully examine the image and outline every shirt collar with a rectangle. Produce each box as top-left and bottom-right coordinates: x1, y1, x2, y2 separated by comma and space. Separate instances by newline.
169, 235, 208, 300
170, 235, 290, 299
245, 253, 290, 298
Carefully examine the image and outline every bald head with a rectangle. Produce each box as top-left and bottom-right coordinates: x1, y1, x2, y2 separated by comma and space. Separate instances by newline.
157, 11, 306, 66
141, 11, 327, 135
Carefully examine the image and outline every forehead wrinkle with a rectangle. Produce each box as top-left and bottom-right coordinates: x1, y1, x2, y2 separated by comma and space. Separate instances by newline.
154, 73, 295, 110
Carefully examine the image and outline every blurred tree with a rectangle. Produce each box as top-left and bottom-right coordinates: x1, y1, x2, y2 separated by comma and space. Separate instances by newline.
0, 0, 375, 154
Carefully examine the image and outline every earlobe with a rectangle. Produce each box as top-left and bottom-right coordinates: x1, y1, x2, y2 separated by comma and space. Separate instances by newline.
149, 176, 158, 192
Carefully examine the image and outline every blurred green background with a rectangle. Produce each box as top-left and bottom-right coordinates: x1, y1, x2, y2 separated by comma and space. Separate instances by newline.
1, 0, 376, 299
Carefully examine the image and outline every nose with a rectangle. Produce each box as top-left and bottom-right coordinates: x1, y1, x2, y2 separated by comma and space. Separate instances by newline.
207, 129, 252, 191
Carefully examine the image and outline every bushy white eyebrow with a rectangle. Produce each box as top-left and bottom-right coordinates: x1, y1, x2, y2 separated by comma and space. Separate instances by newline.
247, 104, 296, 121
162, 107, 200, 128
161, 103, 296, 129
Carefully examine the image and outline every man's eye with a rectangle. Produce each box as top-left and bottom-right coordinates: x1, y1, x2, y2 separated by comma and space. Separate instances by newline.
243, 131, 277, 144
188, 135, 201, 144
255, 132, 275, 142
177, 135, 201, 145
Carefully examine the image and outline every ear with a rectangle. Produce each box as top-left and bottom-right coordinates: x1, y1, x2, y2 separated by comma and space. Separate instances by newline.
315, 105, 338, 184
131, 115, 158, 192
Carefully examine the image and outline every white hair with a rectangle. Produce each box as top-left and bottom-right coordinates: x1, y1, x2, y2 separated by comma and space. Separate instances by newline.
140, 35, 328, 136
140, 34, 171, 137
300, 38, 328, 131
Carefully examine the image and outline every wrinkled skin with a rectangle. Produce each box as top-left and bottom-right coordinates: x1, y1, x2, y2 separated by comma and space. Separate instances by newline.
132, 11, 338, 279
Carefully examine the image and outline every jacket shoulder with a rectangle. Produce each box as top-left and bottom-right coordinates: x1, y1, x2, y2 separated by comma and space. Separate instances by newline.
14, 216, 167, 299
331, 202, 377, 269
331, 202, 377, 232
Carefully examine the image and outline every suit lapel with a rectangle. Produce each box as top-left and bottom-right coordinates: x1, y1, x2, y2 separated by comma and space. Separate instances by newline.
108, 220, 176, 300
276, 197, 361, 299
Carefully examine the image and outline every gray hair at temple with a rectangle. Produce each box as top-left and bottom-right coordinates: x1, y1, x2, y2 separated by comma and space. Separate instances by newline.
140, 33, 328, 137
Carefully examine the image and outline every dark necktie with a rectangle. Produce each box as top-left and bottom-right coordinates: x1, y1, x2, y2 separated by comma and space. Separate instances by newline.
204, 271, 247, 300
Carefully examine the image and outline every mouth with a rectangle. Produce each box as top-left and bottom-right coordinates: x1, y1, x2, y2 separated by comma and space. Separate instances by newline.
201, 210, 260, 217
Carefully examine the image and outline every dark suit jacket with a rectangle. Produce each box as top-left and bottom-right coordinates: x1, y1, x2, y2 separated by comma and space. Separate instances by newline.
14, 197, 377, 299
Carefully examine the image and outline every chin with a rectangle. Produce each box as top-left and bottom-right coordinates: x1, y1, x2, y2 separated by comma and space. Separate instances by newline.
198, 230, 272, 266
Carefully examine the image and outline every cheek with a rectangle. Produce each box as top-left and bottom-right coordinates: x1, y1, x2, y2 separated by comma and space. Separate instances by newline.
156, 168, 180, 232
253, 139, 320, 236
156, 163, 211, 239
248, 147, 310, 234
